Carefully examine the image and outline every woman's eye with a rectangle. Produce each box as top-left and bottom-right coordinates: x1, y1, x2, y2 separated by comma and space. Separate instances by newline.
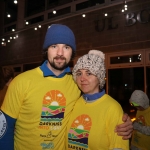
87, 72, 92, 76
76, 73, 81, 76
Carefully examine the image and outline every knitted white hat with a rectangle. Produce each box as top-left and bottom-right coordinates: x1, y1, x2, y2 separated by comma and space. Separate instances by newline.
72, 50, 106, 89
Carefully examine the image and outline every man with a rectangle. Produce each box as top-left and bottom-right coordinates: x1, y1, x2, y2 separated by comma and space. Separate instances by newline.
129, 90, 150, 150
0, 24, 132, 150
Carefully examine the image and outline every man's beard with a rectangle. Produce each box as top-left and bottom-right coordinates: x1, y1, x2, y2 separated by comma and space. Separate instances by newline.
48, 56, 70, 71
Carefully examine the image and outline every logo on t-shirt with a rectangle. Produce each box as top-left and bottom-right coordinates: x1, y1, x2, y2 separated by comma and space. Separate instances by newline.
68, 114, 92, 150
39, 90, 66, 133
0, 110, 7, 139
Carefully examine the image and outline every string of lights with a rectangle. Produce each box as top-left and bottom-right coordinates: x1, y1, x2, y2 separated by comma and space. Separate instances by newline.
1, 0, 129, 47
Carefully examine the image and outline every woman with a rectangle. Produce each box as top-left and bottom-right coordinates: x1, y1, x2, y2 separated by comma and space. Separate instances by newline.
67, 50, 129, 150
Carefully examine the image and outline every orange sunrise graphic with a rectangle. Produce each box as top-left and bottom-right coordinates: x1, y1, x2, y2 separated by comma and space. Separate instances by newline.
42, 90, 66, 116
71, 114, 92, 130
68, 114, 92, 140
43, 90, 66, 106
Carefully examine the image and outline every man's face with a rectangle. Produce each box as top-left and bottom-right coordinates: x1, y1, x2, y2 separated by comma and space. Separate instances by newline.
47, 44, 72, 71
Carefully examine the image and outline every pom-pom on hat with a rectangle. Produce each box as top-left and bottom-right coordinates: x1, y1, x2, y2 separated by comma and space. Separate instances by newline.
43, 24, 76, 51
72, 50, 106, 89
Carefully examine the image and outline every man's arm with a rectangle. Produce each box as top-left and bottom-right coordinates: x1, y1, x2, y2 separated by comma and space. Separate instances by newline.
115, 113, 133, 140
0, 110, 16, 150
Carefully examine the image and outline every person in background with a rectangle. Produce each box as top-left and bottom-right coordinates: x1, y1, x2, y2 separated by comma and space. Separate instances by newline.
67, 50, 129, 150
0, 67, 14, 107
129, 90, 150, 150
0, 24, 132, 150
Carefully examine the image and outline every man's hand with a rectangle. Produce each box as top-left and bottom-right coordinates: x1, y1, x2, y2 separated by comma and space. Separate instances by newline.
115, 113, 133, 140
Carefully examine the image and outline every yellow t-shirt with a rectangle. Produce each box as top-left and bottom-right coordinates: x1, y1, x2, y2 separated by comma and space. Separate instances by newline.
1, 67, 81, 150
131, 107, 150, 150
67, 94, 129, 150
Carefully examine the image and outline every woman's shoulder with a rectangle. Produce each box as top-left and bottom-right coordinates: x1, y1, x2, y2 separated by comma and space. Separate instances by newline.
102, 94, 122, 107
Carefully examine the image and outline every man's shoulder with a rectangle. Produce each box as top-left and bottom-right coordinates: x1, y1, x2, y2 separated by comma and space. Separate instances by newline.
17, 67, 40, 77
12, 67, 41, 83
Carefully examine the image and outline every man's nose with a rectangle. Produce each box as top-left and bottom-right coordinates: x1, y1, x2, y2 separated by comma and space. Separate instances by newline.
57, 47, 64, 56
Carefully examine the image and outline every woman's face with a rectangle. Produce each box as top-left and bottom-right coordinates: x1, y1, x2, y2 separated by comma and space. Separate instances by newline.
76, 69, 100, 94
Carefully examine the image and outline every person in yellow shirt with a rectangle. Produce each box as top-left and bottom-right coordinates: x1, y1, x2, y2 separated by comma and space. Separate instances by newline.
129, 90, 150, 150
67, 50, 129, 150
